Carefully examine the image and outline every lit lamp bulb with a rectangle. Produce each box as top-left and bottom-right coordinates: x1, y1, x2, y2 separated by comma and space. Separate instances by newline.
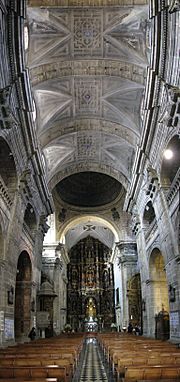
164, 149, 173, 160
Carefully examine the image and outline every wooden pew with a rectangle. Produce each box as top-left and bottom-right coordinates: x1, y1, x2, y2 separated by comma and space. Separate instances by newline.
112, 350, 180, 374
116, 354, 180, 376
124, 379, 180, 382
0, 379, 58, 382
0, 365, 70, 381
0, 334, 85, 381
122, 365, 180, 381
97, 332, 180, 382
0, 355, 74, 367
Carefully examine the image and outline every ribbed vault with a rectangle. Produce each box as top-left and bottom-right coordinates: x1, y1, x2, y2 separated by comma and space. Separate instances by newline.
27, 2, 149, 216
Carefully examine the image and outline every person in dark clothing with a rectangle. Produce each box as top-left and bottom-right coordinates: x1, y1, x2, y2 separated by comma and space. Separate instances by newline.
135, 324, 141, 335
127, 322, 133, 333
28, 327, 36, 341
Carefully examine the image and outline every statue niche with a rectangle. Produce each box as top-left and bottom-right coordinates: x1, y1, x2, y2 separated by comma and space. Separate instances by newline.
86, 266, 95, 288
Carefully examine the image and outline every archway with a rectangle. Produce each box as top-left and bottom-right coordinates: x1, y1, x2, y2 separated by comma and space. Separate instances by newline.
0, 137, 17, 202
59, 215, 119, 247
23, 203, 37, 239
143, 200, 156, 228
14, 251, 32, 341
149, 248, 169, 339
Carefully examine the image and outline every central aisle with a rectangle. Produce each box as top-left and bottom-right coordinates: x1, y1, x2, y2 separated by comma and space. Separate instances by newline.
73, 337, 114, 382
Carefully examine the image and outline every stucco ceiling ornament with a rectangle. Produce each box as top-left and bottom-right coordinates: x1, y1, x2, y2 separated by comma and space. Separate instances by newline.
27, 5, 149, 209
74, 12, 102, 54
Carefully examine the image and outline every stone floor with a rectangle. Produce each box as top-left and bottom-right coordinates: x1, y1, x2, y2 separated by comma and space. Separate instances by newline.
73, 337, 115, 382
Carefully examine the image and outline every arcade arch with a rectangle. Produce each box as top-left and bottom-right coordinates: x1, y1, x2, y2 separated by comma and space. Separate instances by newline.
0, 137, 17, 202
143, 201, 156, 228
23, 203, 37, 239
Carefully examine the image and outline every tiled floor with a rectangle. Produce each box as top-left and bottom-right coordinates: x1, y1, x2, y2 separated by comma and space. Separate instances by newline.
73, 337, 115, 382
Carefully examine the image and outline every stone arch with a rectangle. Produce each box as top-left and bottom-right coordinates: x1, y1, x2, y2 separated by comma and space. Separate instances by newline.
160, 134, 180, 188
59, 215, 120, 245
0, 136, 18, 203
142, 200, 156, 228
14, 251, 32, 341
23, 203, 37, 239
149, 248, 169, 339
49, 163, 129, 193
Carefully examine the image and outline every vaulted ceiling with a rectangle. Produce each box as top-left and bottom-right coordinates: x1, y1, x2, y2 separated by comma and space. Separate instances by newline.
27, 1, 149, 247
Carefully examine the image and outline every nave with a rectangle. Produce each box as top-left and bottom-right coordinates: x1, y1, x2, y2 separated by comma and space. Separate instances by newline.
0, 0, 180, 349
0, 332, 180, 382
73, 337, 114, 382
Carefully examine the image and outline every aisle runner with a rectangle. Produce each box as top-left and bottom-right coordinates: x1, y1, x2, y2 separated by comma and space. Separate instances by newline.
79, 338, 108, 382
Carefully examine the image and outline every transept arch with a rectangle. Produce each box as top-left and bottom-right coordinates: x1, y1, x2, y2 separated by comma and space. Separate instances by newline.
58, 215, 120, 248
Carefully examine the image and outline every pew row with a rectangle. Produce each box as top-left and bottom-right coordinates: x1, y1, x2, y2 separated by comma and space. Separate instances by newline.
120, 365, 180, 381
0, 379, 58, 382
0, 365, 70, 381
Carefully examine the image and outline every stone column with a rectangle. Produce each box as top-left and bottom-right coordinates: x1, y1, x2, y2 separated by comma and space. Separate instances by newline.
42, 242, 69, 335
132, 211, 149, 335
115, 242, 137, 329
0, 260, 6, 345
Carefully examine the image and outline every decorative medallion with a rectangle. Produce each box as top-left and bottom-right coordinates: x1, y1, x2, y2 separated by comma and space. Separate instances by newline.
74, 78, 101, 116
73, 10, 103, 56
76, 132, 100, 159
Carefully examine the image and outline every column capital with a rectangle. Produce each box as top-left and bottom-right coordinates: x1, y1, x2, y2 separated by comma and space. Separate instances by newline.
115, 241, 137, 266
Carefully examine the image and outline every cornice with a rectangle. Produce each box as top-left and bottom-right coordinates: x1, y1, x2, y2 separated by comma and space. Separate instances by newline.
28, 0, 148, 7
49, 161, 129, 192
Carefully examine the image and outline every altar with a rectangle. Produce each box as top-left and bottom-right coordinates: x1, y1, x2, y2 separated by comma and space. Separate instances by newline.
84, 316, 98, 332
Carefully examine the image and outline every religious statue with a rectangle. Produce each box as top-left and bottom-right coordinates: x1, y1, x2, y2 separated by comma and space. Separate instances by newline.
86, 297, 96, 318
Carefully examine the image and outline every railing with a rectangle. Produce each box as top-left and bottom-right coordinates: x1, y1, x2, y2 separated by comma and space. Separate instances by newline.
166, 168, 180, 206
22, 221, 35, 245
144, 218, 157, 241
0, 175, 13, 208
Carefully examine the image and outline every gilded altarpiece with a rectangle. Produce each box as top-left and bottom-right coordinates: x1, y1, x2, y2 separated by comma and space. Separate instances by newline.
67, 236, 115, 331
127, 274, 141, 326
